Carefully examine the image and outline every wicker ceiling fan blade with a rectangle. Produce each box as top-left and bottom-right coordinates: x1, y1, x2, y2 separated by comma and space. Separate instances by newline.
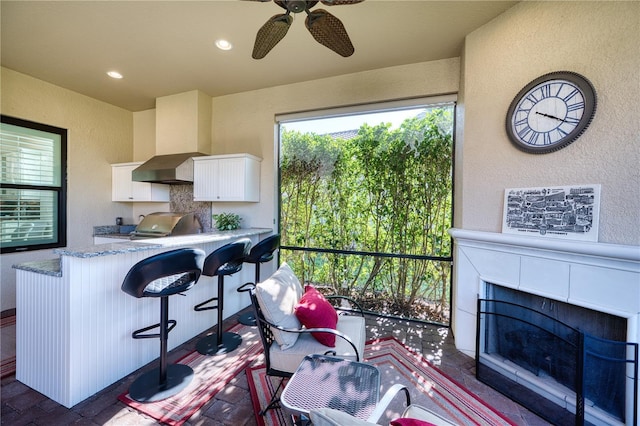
320, 0, 364, 5
305, 9, 354, 57
252, 14, 293, 59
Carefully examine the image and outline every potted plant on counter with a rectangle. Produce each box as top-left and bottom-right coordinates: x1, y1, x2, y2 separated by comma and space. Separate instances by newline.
213, 212, 242, 231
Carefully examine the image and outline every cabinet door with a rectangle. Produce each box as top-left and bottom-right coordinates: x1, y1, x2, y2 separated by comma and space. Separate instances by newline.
216, 157, 246, 201
192, 155, 261, 202
111, 163, 169, 202
193, 158, 219, 201
131, 179, 152, 200
112, 164, 137, 201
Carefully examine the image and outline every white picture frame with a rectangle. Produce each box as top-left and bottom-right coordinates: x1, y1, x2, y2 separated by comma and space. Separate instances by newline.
502, 184, 600, 242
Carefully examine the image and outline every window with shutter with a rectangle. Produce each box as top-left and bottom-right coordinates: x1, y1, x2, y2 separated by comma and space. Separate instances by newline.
1, 115, 67, 253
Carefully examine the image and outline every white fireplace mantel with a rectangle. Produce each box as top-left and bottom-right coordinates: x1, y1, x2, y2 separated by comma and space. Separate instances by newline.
448, 228, 640, 357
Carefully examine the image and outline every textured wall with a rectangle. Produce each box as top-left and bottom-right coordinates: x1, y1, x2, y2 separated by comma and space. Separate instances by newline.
208, 59, 461, 230
1, 67, 134, 311
458, 1, 640, 245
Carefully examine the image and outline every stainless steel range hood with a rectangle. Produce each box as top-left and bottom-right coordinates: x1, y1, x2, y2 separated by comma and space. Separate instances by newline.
132, 152, 207, 184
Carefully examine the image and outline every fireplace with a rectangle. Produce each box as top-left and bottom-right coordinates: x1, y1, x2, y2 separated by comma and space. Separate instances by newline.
477, 285, 637, 425
449, 229, 640, 426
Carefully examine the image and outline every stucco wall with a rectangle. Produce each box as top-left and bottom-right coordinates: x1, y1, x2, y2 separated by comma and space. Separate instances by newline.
208, 59, 461, 230
458, 1, 640, 245
0, 67, 134, 311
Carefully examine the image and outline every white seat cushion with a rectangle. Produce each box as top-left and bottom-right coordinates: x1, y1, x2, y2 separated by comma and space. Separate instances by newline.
311, 407, 378, 426
402, 405, 457, 425
269, 314, 366, 373
255, 262, 304, 349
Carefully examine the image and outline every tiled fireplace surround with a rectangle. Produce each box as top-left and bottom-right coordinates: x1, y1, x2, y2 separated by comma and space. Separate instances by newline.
449, 229, 640, 425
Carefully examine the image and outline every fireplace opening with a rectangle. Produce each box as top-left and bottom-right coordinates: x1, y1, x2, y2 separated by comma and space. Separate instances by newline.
476, 285, 638, 426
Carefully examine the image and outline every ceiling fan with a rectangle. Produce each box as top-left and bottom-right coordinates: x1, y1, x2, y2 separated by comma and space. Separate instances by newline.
249, 0, 364, 59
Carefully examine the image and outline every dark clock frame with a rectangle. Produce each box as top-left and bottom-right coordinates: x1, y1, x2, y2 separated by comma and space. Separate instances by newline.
506, 71, 597, 154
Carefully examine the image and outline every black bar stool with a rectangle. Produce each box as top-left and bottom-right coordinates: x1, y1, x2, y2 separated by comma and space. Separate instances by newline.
194, 238, 252, 355
237, 234, 281, 326
121, 248, 205, 403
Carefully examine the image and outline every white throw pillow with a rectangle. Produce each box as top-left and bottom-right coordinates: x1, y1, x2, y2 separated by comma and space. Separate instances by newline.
255, 262, 304, 350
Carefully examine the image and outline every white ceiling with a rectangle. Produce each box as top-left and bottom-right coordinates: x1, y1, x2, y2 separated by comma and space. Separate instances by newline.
1, 1, 518, 112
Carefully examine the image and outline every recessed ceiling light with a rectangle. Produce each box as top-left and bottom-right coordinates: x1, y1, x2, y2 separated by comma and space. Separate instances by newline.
107, 71, 123, 79
215, 39, 232, 51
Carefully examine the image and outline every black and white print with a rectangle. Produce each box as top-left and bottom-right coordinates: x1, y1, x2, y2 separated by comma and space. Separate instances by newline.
502, 184, 600, 242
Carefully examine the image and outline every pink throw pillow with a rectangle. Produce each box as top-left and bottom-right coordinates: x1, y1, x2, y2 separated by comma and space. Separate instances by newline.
390, 419, 436, 426
294, 285, 338, 347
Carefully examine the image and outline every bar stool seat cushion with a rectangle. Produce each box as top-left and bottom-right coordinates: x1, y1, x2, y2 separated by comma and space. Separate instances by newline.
245, 234, 280, 265
142, 273, 195, 296
122, 249, 204, 298
202, 239, 250, 277
255, 262, 303, 350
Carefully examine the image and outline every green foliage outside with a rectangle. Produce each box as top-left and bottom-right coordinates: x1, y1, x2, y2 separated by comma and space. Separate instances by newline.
279, 108, 454, 323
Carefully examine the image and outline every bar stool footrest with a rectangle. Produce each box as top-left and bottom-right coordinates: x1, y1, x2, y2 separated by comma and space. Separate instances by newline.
194, 297, 219, 312
132, 320, 177, 339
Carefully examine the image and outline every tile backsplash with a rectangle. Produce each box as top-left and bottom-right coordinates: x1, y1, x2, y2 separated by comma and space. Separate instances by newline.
170, 184, 212, 232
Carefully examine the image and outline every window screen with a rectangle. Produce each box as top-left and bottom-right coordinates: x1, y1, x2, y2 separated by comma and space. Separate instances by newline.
1, 116, 67, 253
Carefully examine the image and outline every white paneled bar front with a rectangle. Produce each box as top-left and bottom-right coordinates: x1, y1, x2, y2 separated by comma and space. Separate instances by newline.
15, 229, 272, 408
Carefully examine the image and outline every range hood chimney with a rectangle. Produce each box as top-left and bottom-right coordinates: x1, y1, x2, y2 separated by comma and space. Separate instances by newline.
132, 152, 206, 184
133, 90, 211, 184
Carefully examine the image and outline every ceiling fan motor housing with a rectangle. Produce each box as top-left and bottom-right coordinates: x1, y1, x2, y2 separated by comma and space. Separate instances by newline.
283, 0, 318, 13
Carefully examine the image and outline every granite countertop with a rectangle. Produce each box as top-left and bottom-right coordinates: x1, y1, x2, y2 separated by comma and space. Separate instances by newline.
13, 259, 63, 277
58, 228, 272, 258
55, 240, 165, 258
95, 233, 135, 239
93, 224, 136, 237
13, 228, 273, 276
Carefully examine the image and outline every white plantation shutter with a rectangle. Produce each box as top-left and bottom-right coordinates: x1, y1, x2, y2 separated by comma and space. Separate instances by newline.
1, 118, 66, 251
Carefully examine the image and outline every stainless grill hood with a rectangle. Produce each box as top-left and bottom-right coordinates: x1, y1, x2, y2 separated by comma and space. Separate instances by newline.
132, 152, 207, 184
130, 212, 202, 239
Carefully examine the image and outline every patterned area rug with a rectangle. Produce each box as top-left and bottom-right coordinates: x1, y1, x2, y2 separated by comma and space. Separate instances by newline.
247, 337, 517, 426
119, 323, 263, 426
1, 315, 16, 378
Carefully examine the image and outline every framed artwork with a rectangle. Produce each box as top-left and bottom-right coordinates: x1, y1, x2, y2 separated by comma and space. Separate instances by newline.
502, 184, 600, 242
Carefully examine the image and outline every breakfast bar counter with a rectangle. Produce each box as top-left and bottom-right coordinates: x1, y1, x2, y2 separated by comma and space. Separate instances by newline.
13, 228, 272, 408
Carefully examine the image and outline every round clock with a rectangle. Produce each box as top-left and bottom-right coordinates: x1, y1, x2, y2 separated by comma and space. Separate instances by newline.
506, 71, 597, 154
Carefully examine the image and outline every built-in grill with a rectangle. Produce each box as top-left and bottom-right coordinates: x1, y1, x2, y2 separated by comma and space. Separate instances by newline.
130, 212, 202, 240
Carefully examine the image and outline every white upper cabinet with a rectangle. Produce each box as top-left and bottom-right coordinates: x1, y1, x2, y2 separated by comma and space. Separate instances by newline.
111, 162, 170, 202
193, 154, 261, 202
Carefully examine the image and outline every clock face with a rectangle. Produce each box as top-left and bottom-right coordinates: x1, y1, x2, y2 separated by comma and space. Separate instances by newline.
506, 72, 596, 154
